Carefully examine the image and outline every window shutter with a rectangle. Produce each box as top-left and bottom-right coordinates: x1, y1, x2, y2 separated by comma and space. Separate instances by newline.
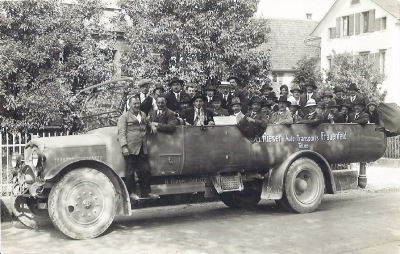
355, 13, 360, 35
368, 53, 374, 63
375, 18, 381, 31
368, 9, 375, 32
349, 14, 354, 35
336, 17, 341, 38
374, 52, 380, 69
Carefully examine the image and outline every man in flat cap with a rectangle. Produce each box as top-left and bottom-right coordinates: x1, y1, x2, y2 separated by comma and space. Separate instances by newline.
135, 79, 157, 115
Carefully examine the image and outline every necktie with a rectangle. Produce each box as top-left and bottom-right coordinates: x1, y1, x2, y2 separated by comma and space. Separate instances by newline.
176, 93, 180, 102
157, 110, 162, 117
251, 112, 256, 118
355, 113, 359, 120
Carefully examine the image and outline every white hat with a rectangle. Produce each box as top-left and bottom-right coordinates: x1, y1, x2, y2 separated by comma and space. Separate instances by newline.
305, 98, 317, 107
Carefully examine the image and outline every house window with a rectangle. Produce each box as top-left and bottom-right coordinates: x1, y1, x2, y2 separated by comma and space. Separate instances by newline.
362, 12, 369, 33
306, 13, 312, 20
351, 0, 360, 4
379, 50, 386, 74
381, 17, 387, 30
359, 51, 370, 60
327, 57, 332, 70
272, 74, 277, 82
342, 16, 349, 36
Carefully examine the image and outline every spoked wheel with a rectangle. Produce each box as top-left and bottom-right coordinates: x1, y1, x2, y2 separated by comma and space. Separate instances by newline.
282, 158, 325, 213
48, 168, 116, 239
11, 194, 53, 228
219, 180, 262, 209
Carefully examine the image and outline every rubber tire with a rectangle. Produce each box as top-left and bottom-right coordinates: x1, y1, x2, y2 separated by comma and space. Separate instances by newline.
48, 168, 116, 239
282, 158, 324, 213
11, 194, 53, 228
219, 181, 262, 209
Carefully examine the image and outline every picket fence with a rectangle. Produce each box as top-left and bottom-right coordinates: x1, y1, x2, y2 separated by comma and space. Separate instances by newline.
1, 130, 71, 196
1, 131, 399, 197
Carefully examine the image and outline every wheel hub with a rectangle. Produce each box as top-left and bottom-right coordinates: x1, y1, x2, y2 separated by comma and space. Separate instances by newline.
65, 182, 104, 225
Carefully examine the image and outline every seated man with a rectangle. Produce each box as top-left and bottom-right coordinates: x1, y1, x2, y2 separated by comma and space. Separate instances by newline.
148, 95, 177, 133
268, 96, 293, 125
288, 100, 302, 124
340, 102, 352, 123
230, 97, 245, 123
326, 101, 345, 123
348, 98, 369, 125
211, 95, 229, 116
297, 99, 324, 126
238, 96, 269, 138
181, 93, 215, 126
260, 100, 272, 119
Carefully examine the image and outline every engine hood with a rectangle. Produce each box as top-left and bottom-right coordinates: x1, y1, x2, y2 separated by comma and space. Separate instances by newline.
28, 133, 106, 151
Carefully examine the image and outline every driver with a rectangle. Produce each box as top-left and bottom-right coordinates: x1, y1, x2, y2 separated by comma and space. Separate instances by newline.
117, 96, 159, 200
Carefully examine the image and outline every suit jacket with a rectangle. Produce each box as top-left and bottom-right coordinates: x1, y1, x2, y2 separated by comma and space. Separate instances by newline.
221, 93, 233, 111
136, 93, 154, 115
343, 94, 367, 112
298, 111, 324, 126
165, 91, 190, 112
326, 112, 345, 123
268, 110, 293, 125
232, 112, 245, 123
232, 88, 249, 113
300, 93, 321, 114
212, 107, 230, 116
117, 110, 148, 155
348, 112, 369, 125
244, 111, 269, 129
237, 111, 268, 138
292, 114, 303, 124
181, 107, 214, 126
148, 108, 177, 133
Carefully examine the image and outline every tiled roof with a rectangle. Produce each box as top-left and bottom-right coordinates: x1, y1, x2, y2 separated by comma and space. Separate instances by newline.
256, 19, 320, 71
371, 0, 400, 19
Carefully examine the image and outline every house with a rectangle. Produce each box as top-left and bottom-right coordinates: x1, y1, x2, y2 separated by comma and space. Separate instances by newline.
311, 0, 400, 105
257, 19, 319, 91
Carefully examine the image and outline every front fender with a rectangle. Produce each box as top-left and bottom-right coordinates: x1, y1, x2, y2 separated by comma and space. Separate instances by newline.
261, 150, 336, 200
44, 159, 131, 216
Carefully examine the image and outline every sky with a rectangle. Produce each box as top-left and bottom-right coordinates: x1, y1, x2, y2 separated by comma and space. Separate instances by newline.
255, 0, 336, 21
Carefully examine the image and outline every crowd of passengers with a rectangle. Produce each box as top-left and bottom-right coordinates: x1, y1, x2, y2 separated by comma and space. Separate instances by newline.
118, 76, 383, 200
124, 76, 383, 134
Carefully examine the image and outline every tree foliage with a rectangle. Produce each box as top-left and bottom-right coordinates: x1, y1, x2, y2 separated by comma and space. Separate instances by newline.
292, 55, 322, 86
119, 0, 270, 88
324, 51, 386, 102
0, 0, 117, 131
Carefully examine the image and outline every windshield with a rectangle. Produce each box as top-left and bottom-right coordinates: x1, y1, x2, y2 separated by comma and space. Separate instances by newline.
79, 78, 137, 131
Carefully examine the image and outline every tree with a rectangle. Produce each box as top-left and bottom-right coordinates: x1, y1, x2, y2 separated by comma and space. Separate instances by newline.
292, 55, 322, 87
324, 51, 386, 102
119, 0, 270, 89
0, 0, 117, 131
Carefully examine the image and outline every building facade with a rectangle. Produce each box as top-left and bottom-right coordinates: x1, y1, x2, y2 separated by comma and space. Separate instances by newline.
311, 0, 400, 105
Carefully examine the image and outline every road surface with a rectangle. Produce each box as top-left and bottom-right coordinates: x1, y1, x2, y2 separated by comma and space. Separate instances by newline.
1, 188, 400, 254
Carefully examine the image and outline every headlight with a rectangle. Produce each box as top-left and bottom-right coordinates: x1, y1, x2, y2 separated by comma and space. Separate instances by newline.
11, 153, 22, 168
31, 150, 45, 168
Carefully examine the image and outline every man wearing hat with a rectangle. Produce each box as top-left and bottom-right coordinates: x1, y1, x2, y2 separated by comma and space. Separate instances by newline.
300, 80, 321, 115
175, 94, 192, 125
288, 84, 301, 103
321, 90, 334, 107
181, 93, 215, 126
260, 83, 273, 100
269, 96, 293, 125
260, 100, 272, 119
344, 82, 366, 111
227, 76, 249, 113
148, 94, 177, 134
288, 100, 302, 124
365, 101, 382, 126
230, 97, 245, 123
165, 77, 190, 113
266, 91, 279, 113
348, 98, 369, 125
218, 81, 233, 113
339, 102, 352, 123
326, 101, 345, 123
203, 84, 217, 109
238, 96, 269, 138
134, 79, 156, 115
297, 98, 324, 126
210, 95, 229, 116
333, 85, 345, 106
